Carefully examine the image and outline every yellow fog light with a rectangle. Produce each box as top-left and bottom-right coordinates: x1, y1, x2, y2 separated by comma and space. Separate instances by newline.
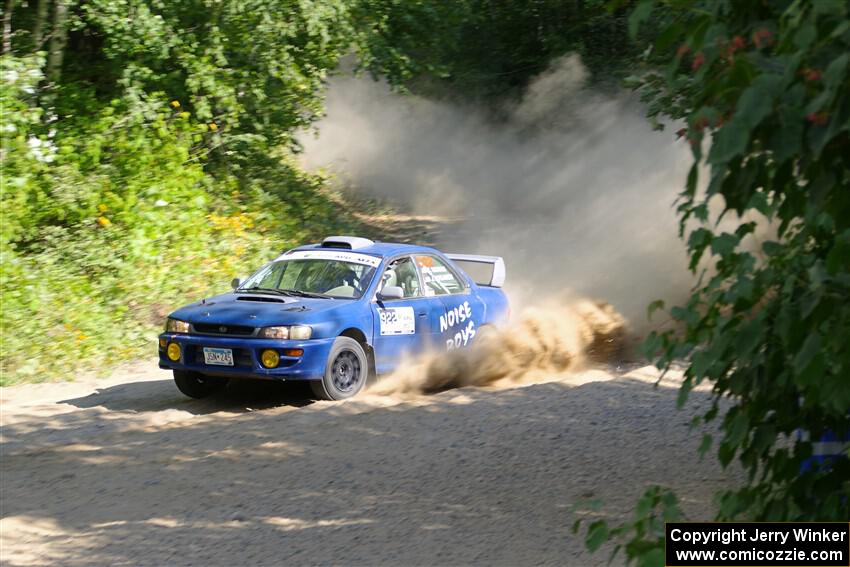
260, 349, 280, 369
167, 343, 181, 361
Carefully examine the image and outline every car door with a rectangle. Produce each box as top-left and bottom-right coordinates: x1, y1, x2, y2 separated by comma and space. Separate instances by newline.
414, 254, 485, 351
370, 256, 445, 374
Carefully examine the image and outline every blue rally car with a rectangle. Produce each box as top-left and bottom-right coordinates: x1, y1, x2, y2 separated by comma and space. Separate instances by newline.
159, 236, 509, 400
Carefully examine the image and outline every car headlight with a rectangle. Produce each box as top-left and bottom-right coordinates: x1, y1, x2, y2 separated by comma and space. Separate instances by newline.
165, 318, 190, 333
258, 325, 312, 340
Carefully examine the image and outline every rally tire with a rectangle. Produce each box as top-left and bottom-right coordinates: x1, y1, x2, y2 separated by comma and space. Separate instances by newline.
311, 337, 369, 401
173, 370, 228, 399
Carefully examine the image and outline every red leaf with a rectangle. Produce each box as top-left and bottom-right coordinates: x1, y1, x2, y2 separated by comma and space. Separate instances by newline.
803, 68, 822, 82
692, 52, 705, 71
806, 112, 829, 125
753, 29, 773, 49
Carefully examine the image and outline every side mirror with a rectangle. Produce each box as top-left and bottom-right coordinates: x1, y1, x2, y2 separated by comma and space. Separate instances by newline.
231, 278, 241, 290
377, 285, 404, 301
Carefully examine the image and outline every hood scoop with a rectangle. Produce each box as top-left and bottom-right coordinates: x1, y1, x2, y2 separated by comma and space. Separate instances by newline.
236, 295, 287, 303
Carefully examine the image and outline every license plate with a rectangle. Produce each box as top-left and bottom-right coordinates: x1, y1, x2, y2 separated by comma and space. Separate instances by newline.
203, 347, 234, 366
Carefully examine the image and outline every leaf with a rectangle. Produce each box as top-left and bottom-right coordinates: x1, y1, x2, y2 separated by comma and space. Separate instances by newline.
628, 0, 655, 39
805, 90, 832, 115
799, 291, 821, 319
687, 228, 713, 269
671, 306, 699, 327
807, 260, 827, 289
585, 520, 610, 552
747, 191, 771, 218
830, 19, 850, 39
807, 99, 847, 156
637, 548, 664, 567
718, 440, 736, 467
647, 299, 665, 320
813, 0, 847, 16
727, 411, 750, 447
762, 241, 784, 257
711, 233, 739, 257
736, 75, 781, 129
708, 121, 750, 165
752, 425, 776, 455
793, 20, 816, 49
736, 318, 765, 358
793, 333, 821, 374
826, 231, 850, 274
677, 378, 692, 408
642, 331, 663, 360
698, 434, 713, 457
691, 350, 713, 380
823, 53, 849, 89
685, 163, 699, 198
571, 519, 582, 534
796, 353, 825, 387
655, 22, 684, 52
635, 491, 655, 518
661, 490, 678, 510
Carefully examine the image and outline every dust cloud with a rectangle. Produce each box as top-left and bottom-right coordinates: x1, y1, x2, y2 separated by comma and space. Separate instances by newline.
301, 55, 696, 392
301, 55, 695, 328
369, 297, 628, 396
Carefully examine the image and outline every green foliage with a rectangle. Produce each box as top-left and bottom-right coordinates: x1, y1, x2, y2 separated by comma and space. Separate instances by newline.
1, 0, 392, 383
75, 0, 356, 148
351, 0, 473, 87
358, 0, 645, 100
573, 487, 681, 567
583, 1, 850, 564
1, 54, 357, 383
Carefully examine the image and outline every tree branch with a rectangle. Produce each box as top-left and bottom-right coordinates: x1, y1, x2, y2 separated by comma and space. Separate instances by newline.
46, 0, 67, 84
2, 0, 15, 55
32, 0, 49, 51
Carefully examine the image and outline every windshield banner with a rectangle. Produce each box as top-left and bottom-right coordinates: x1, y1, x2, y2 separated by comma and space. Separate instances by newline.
278, 250, 382, 267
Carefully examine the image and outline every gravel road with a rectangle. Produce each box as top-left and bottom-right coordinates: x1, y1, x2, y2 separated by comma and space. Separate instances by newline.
1, 361, 741, 566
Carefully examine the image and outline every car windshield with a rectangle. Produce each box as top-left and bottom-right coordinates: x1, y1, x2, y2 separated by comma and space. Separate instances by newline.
238, 258, 377, 299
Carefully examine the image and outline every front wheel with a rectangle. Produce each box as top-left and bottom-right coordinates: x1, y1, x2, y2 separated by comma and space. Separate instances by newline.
311, 337, 369, 401
173, 370, 228, 399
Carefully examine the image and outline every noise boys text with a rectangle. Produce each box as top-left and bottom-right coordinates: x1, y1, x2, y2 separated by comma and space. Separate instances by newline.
440, 300, 476, 349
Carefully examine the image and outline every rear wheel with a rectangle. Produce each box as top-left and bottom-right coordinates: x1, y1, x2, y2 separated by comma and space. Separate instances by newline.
311, 337, 368, 401
173, 370, 228, 399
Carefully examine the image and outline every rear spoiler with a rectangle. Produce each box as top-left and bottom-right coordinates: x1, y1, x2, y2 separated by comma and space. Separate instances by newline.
445, 254, 506, 288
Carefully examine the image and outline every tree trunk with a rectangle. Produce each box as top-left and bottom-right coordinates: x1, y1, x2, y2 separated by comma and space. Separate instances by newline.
46, 0, 67, 84
2, 0, 14, 55
32, 0, 49, 51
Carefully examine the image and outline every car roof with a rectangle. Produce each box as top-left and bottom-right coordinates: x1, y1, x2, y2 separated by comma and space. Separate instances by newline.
289, 240, 441, 259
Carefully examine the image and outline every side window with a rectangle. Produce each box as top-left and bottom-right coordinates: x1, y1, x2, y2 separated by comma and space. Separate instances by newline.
379, 257, 422, 299
415, 255, 465, 296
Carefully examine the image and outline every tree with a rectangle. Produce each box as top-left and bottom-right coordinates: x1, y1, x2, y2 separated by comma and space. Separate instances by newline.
581, 0, 849, 563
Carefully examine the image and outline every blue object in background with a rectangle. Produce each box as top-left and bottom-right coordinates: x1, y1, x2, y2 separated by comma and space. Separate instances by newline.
799, 429, 850, 473
159, 236, 509, 400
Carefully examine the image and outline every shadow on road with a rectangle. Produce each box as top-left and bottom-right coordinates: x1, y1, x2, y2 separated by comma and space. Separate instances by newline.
59, 378, 316, 415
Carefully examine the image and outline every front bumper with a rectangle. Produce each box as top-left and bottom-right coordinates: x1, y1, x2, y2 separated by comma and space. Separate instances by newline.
158, 333, 334, 380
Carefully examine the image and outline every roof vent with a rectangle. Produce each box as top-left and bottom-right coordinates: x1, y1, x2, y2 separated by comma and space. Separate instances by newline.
321, 236, 374, 250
